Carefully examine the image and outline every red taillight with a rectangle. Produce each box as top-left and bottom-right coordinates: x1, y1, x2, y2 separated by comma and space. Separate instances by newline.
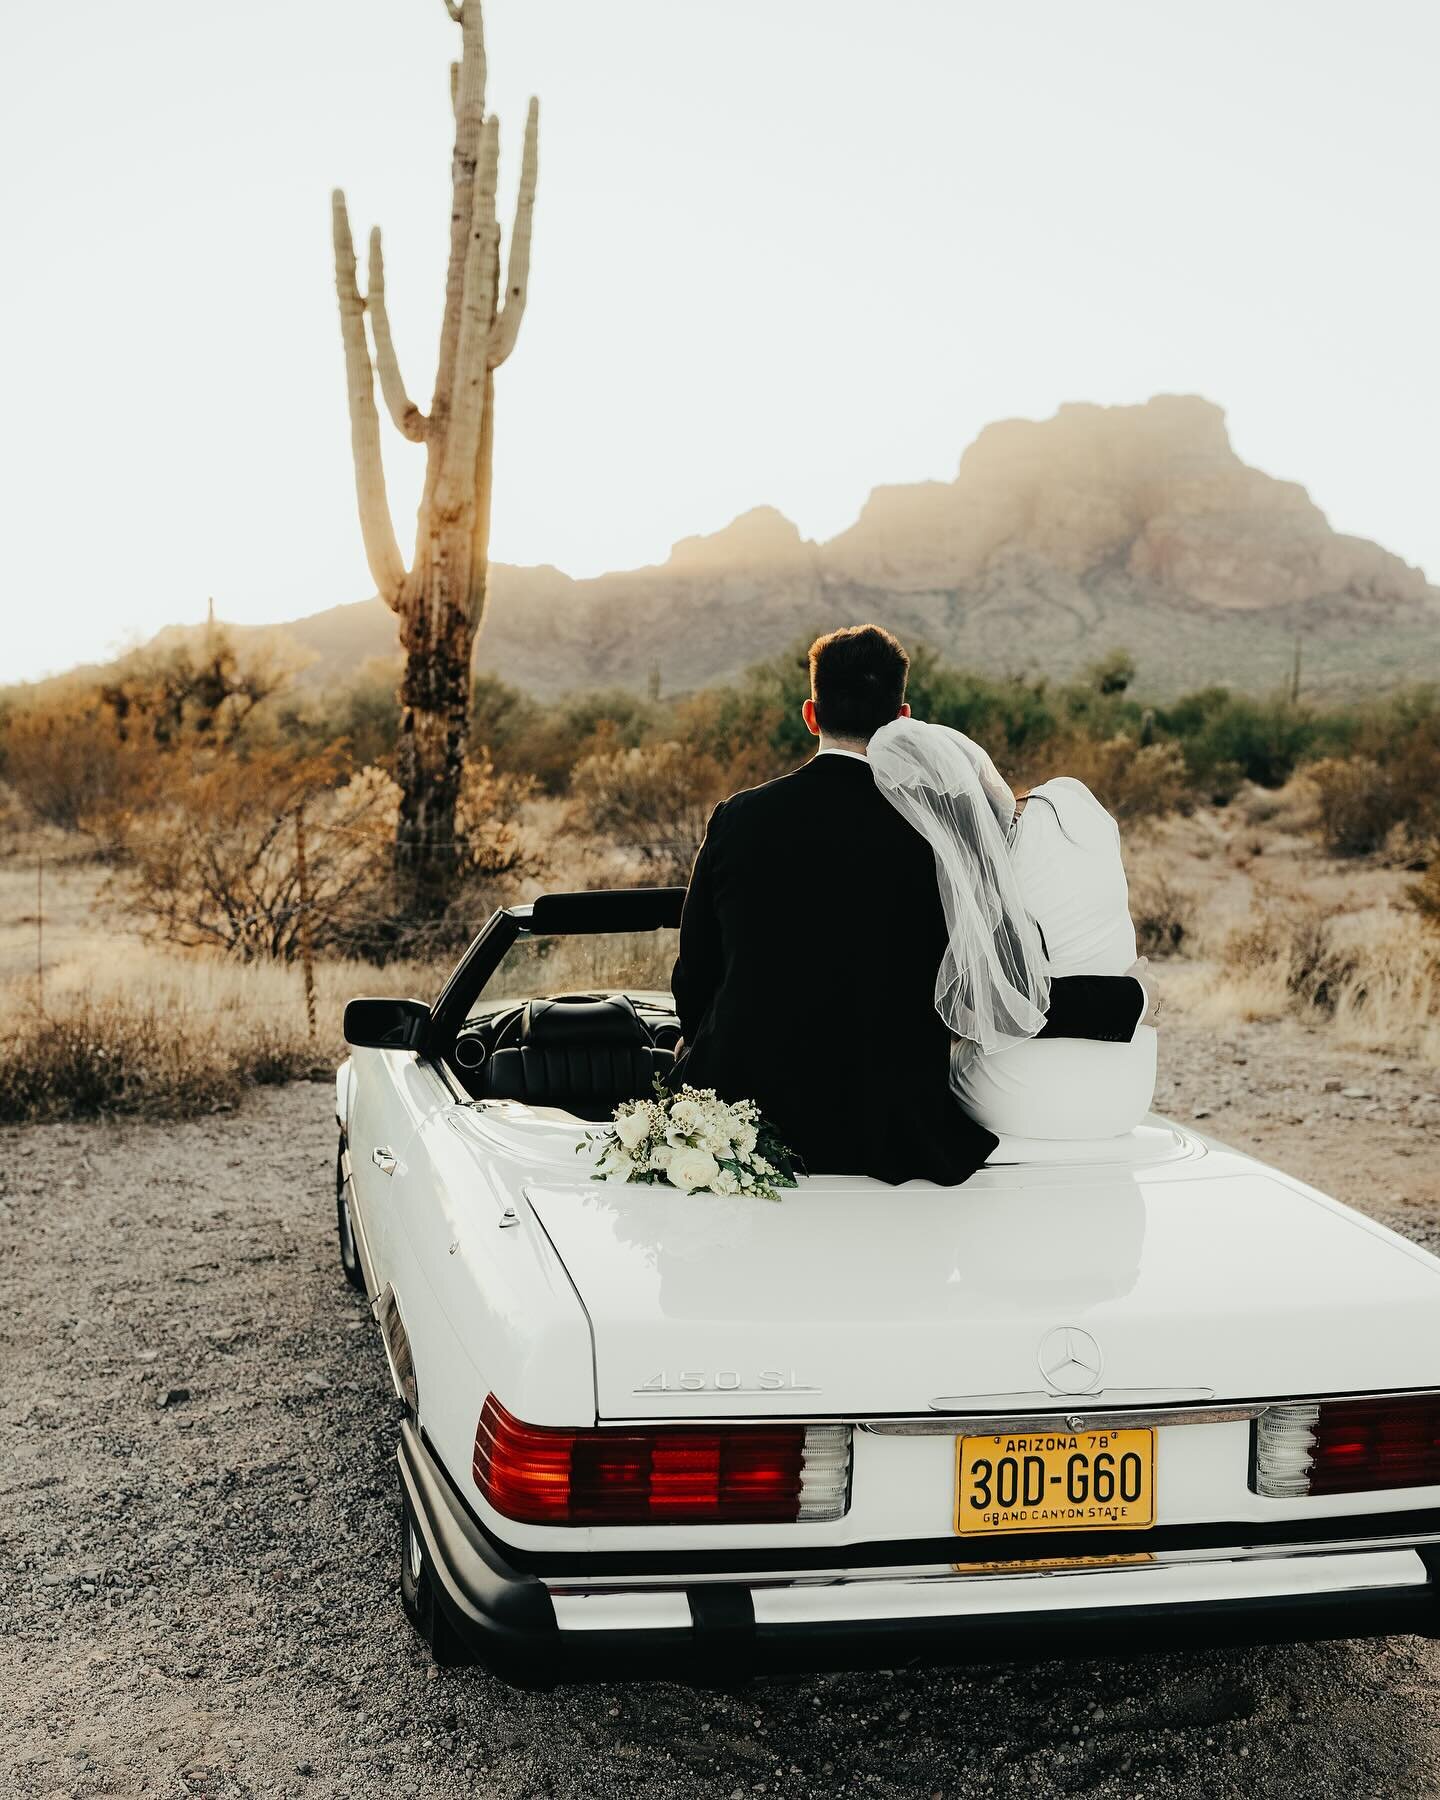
1255, 1395, 1440, 1497
473, 1396, 849, 1525
1308, 1396, 1440, 1496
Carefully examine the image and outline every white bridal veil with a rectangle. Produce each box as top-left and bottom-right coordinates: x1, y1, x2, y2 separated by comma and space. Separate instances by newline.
868, 718, 1050, 1060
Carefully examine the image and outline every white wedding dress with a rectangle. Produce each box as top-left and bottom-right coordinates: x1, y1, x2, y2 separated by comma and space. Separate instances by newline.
952, 776, 1157, 1140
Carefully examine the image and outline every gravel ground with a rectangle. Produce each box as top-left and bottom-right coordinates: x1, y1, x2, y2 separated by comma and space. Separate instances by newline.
3, 1020, 1439, 1799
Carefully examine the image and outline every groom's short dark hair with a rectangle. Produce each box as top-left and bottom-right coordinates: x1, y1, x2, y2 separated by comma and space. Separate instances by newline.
808, 624, 910, 740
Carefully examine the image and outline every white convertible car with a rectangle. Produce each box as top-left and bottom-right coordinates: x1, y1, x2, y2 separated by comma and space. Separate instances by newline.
336, 886, 1440, 1682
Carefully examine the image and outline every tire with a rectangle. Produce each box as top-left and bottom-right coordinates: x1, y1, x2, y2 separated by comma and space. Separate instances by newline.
336, 1140, 366, 1294
399, 1483, 470, 1666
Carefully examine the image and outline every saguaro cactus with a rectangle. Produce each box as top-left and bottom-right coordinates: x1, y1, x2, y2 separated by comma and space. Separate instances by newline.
331, 0, 538, 915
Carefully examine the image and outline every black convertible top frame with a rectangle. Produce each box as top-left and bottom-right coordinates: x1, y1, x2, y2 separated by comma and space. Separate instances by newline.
427, 887, 685, 1054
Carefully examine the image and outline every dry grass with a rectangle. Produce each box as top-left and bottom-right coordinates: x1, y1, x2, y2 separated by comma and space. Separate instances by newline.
1126, 781, 1440, 1063
0, 943, 451, 1124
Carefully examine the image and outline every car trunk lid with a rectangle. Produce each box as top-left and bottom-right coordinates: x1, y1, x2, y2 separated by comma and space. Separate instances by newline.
522, 1140, 1440, 1420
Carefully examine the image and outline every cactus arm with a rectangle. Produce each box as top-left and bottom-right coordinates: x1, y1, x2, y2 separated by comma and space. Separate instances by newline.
442, 0, 463, 21
466, 369, 496, 623
430, 1, 487, 427
488, 97, 538, 369
436, 115, 499, 519
366, 229, 427, 443
331, 190, 407, 607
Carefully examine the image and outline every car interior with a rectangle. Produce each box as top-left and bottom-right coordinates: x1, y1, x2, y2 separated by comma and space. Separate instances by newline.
449, 992, 683, 1121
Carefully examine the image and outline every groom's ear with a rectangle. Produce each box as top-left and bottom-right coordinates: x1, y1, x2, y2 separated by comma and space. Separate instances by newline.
898, 702, 912, 719
802, 696, 821, 738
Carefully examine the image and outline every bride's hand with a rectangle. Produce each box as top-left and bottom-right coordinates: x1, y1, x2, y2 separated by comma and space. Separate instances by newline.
1125, 956, 1161, 1026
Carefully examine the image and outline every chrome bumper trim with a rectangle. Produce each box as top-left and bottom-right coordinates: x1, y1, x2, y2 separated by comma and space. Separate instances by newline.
865, 1403, 1264, 1435
544, 1545, 1431, 1631
543, 1531, 1440, 1594
745, 1548, 1427, 1628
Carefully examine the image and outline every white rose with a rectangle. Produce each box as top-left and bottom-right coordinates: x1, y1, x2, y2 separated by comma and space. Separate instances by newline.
647, 1143, 673, 1172
598, 1148, 635, 1182
712, 1167, 740, 1195
615, 1110, 650, 1151
667, 1147, 719, 1193
668, 1098, 705, 1133
731, 1123, 758, 1158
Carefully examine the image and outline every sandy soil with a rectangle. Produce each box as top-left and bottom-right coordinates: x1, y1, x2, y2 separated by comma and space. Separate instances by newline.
3, 1022, 1439, 1800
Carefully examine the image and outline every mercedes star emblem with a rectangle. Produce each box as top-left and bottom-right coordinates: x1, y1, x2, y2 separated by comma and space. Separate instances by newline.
1037, 1325, 1105, 1396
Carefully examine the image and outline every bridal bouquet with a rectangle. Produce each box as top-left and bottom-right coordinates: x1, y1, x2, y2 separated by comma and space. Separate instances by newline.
583, 1083, 800, 1201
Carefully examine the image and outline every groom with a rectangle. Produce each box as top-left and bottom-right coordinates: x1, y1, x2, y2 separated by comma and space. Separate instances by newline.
669, 624, 1151, 1185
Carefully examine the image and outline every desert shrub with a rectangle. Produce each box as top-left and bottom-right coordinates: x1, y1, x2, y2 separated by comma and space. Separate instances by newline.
0, 996, 322, 1123
99, 628, 298, 748
0, 699, 162, 833
913, 656, 1061, 764
1222, 903, 1360, 1015
1035, 733, 1189, 823
1161, 691, 1316, 797
1408, 859, 1440, 934
1307, 757, 1402, 857
568, 738, 728, 884
276, 656, 406, 766
1129, 871, 1194, 958
113, 748, 393, 960
503, 689, 665, 794
673, 686, 793, 791
453, 755, 546, 899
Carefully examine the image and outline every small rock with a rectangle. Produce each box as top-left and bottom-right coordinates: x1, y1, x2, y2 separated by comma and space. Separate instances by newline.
158, 1387, 190, 1409
1193, 1108, 1212, 1120
1323, 1078, 1342, 1093
1340, 1087, 1371, 1100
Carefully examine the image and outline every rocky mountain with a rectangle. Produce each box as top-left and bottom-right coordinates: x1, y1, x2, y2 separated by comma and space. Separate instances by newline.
137, 395, 1440, 700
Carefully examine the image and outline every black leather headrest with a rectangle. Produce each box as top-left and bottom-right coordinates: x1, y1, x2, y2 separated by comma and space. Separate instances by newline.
521, 995, 647, 1047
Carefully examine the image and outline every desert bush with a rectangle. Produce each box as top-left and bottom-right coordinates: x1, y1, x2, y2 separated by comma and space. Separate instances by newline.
673, 686, 792, 791
1222, 903, 1360, 1016
0, 996, 321, 1122
1129, 871, 1195, 957
1408, 859, 1440, 934
568, 738, 728, 884
0, 943, 456, 1122
504, 688, 664, 794
113, 747, 393, 960
1327, 920, 1440, 1057
99, 628, 298, 748
0, 700, 162, 833
1307, 757, 1399, 857
1158, 690, 1316, 798
1037, 733, 1190, 823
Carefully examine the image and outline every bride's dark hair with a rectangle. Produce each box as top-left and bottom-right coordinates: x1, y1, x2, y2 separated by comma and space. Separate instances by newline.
808, 623, 909, 740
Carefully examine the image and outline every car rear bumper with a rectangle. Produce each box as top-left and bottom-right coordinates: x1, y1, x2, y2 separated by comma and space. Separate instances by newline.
398, 1423, 1440, 1684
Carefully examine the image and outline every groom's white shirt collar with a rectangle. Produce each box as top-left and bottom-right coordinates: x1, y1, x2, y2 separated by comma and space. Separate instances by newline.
815, 743, 868, 763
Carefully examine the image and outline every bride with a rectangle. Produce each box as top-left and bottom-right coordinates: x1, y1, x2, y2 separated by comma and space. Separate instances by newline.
868, 718, 1157, 1141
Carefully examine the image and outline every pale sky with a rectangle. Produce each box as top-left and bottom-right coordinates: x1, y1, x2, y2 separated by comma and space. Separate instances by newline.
4, 1, 1437, 683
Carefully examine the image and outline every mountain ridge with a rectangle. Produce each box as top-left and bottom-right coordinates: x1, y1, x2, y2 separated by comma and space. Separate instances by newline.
39, 395, 1440, 702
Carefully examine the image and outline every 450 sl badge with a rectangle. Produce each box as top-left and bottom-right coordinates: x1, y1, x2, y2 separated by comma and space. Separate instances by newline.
634, 1369, 821, 1396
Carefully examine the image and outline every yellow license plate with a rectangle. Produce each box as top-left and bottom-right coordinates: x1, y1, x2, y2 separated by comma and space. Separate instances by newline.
955, 1429, 1155, 1536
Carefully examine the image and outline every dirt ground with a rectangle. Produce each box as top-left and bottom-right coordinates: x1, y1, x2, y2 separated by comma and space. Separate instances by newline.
3, 1020, 1439, 1800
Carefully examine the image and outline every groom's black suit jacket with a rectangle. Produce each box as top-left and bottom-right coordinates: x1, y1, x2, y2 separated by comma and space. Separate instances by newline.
669, 752, 1145, 1186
